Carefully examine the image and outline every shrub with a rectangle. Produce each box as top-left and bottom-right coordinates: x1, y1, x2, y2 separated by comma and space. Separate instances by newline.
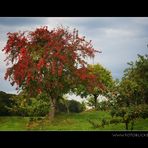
56, 101, 68, 113
97, 101, 110, 111
110, 108, 117, 118
0, 91, 15, 116
110, 104, 148, 130
57, 99, 86, 113
139, 105, 148, 119
68, 100, 85, 113
27, 98, 50, 116
7, 93, 50, 117
88, 119, 101, 128
110, 118, 122, 124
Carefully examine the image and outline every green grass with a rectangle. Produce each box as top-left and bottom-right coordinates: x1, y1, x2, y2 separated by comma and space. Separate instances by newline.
0, 111, 148, 131
0, 116, 29, 131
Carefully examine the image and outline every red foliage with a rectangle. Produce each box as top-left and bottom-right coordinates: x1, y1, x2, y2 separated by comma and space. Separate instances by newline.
2, 26, 100, 96
37, 58, 45, 70
37, 88, 42, 94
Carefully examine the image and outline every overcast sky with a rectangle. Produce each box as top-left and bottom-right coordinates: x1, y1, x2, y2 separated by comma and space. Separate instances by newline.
0, 17, 148, 94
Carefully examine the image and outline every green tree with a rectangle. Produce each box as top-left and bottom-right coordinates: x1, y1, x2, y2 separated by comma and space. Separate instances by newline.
76, 64, 114, 109
118, 54, 148, 106
109, 54, 148, 131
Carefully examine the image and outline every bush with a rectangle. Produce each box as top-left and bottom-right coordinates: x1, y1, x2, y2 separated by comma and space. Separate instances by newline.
68, 100, 85, 113
88, 119, 101, 128
110, 104, 148, 130
7, 93, 50, 117
97, 101, 110, 111
116, 107, 127, 117
57, 99, 85, 113
101, 118, 108, 127
139, 104, 148, 119
110, 118, 122, 124
27, 98, 50, 116
0, 91, 15, 116
110, 108, 117, 118
56, 101, 68, 113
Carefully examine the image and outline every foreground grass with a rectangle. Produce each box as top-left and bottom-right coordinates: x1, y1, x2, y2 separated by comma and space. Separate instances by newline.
0, 111, 148, 131
0, 116, 29, 131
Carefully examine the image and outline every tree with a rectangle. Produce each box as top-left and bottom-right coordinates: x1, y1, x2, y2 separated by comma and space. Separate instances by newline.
76, 64, 114, 109
2, 26, 99, 119
108, 54, 148, 130
124, 54, 148, 104
117, 54, 148, 106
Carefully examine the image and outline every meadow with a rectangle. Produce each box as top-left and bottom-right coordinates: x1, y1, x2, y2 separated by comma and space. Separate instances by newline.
0, 111, 147, 131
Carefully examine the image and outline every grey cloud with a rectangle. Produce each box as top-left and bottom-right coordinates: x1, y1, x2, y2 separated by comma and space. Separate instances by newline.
0, 17, 47, 26
0, 17, 148, 93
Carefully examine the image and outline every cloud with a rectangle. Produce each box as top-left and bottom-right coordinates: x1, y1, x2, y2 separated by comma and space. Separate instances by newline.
0, 71, 17, 94
0, 17, 148, 94
0, 17, 48, 26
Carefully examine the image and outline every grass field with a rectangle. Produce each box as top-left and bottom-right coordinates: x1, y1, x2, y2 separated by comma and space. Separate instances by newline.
0, 111, 148, 131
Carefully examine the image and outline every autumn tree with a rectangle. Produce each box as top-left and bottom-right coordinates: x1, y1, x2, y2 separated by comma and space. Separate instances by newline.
2, 26, 99, 119
75, 64, 114, 109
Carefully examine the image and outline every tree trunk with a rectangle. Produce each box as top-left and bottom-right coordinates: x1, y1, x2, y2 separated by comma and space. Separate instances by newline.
65, 103, 69, 114
48, 98, 56, 120
94, 94, 98, 110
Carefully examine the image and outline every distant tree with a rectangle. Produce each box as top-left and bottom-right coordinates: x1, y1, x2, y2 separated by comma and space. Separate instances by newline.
57, 97, 86, 113
76, 64, 114, 109
0, 91, 15, 116
2, 26, 100, 119
68, 100, 85, 113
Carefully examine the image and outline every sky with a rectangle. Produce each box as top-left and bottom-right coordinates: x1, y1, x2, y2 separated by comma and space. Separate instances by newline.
0, 17, 148, 94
